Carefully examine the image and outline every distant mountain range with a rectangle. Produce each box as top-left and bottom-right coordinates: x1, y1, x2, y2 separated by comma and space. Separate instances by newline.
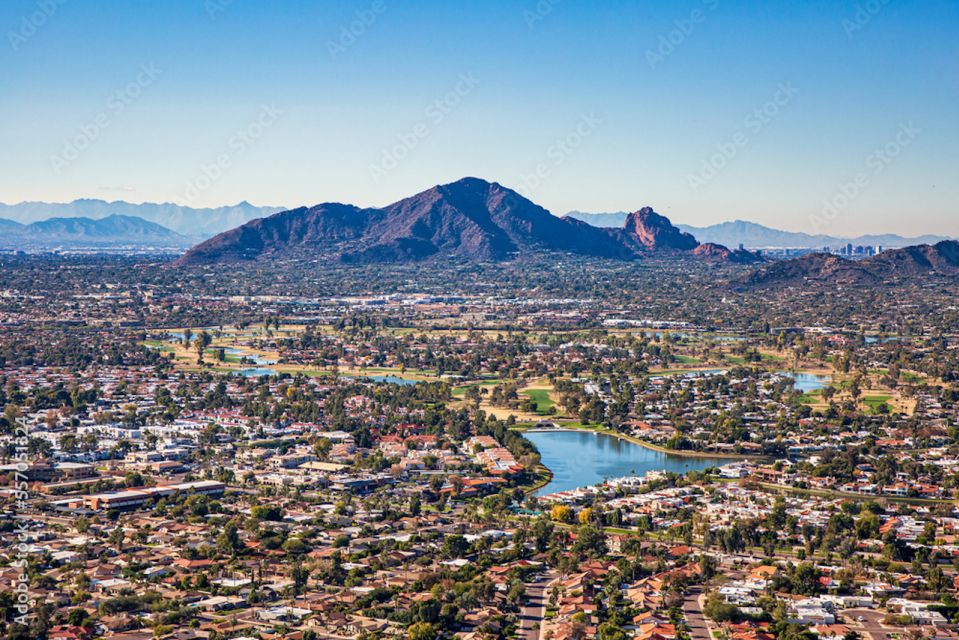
0, 199, 283, 238
4, 193, 952, 260
566, 212, 953, 249
738, 240, 959, 288
0, 215, 189, 249
175, 178, 763, 266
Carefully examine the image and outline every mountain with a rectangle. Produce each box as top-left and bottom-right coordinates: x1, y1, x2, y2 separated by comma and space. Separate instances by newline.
0, 200, 284, 238
867, 240, 959, 277
0, 218, 26, 234
0, 214, 189, 249
739, 240, 959, 288
738, 253, 877, 288
566, 212, 952, 249
179, 178, 630, 265
616, 207, 699, 252
680, 221, 952, 250
176, 178, 757, 266
692, 242, 764, 264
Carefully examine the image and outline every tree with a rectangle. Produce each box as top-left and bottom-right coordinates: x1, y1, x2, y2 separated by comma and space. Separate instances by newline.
217, 521, 242, 556
108, 526, 124, 552
292, 561, 309, 595
443, 534, 469, 559
193, 331, 212, 365
408, 621, 436, 640
313, 437, 332, 459
598, 622, 629, 640
703, 593, 739, 622
791, 563, 821, 596
551, 504, 572, 523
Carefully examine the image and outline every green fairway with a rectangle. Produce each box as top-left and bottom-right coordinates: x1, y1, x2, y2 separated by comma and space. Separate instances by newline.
863, 394, 892, 413
522, 388, 555, 414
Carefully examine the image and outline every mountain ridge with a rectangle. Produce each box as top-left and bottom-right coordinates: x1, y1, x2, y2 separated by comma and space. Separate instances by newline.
0, 214, 189, 249
737, 240, 959, 288
0, 199, 284, 237
175, 178, 760, 266
566, 211, 953, 249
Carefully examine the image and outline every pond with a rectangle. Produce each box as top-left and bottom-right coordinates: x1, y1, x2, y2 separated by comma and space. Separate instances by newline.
778, 371, 831, 393
225, 347, 276, 365
363, 375, 419, 386
525, 430, 736, 497
237, 367, 278, 377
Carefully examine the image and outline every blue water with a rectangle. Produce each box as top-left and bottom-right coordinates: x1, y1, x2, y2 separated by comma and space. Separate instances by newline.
346, 375, 420, 385
526, 430, 734, 496
680, 369, 727, 378
650, 369, 727, 378
237, 367, 277, 377
778, 371, 831, 393
225, 347, 276, 365
365, 375, 419, 385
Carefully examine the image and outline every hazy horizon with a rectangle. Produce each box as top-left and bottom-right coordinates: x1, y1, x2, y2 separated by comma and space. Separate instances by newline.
0, 181, 959, 239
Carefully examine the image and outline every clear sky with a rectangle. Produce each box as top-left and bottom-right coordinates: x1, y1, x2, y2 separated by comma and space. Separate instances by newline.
1, 0, 956, 236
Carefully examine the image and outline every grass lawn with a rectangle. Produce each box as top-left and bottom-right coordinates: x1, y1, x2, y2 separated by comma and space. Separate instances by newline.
142, 340, 175, 352
206, 347, 243, 363
452, 379, 503, 398
863, 394, 892, 413
522, 388, 555, 414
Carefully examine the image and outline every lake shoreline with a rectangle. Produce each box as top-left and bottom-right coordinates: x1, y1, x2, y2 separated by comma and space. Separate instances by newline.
524, 429, 745, 497
521, 426, 766, 460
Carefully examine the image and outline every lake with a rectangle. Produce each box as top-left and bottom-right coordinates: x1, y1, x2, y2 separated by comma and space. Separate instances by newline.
361, 375, 419, 386
525, 430, 735, 497
237, 367, 278, 377
778, 371, 831, 393
225, 347, 276, 365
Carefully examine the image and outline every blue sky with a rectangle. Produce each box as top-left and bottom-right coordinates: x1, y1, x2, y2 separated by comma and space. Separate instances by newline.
1, 0, 956, 235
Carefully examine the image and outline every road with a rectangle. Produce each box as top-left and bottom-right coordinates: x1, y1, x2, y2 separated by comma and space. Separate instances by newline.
683, 586, 713, 640
843, 608, 892, 640
518, 573, 553, 640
